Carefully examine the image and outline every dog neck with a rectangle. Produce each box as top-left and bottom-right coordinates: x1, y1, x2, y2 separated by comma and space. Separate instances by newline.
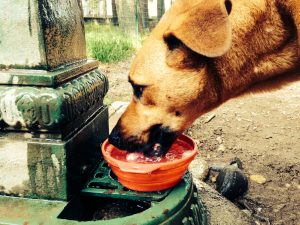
211, 0, 299, 102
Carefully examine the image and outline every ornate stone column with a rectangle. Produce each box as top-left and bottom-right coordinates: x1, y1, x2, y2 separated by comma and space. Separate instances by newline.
0, 0, 109, 200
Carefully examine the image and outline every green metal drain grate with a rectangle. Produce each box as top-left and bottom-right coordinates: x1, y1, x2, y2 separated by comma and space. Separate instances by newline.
81, 160, 172, 202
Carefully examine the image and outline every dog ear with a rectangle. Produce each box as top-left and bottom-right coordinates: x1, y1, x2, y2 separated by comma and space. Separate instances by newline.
164, 0, 232, 58
284, 0, 300, 57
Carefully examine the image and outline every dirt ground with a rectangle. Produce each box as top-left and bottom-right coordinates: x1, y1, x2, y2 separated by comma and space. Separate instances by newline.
99, 59, 300, 225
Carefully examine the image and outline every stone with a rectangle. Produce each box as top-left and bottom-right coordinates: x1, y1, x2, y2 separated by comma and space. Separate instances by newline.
211, 176, 217, 183
0, 69, 108, 134
257, 207, 262, 213
0, 0, 86, 70
217, 144, 226, 152
242, 209, 252, 217
0, 0, 110, 201
194, 139, 200, 146
273, 204, 286, 213
250, 174, 267, 184
216, 136, 223, 144
213, 127, 223, 135
189, 157, 209, 181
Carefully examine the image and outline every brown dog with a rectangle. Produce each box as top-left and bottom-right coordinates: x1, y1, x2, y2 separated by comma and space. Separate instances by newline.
109, 0, 300, 156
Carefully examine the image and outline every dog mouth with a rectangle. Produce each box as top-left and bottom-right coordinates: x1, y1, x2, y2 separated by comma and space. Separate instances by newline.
109, 124, 178, 157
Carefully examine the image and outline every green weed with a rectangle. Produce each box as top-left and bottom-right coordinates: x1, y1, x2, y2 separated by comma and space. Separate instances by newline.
85, 23, 137, 63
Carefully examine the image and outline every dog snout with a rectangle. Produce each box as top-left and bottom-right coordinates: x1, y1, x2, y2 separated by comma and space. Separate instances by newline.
108, 120, 178, 156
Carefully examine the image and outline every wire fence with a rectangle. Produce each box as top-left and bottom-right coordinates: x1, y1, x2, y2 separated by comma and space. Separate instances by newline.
81, 0, 175, 36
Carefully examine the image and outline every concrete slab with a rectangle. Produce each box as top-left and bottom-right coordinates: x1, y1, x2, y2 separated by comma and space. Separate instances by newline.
108, 101, 129, 132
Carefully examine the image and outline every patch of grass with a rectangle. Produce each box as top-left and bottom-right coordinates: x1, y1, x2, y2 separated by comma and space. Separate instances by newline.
85, 23, 137, 63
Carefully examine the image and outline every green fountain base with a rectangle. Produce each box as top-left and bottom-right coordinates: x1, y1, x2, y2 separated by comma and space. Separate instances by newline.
0, 172, 207, 225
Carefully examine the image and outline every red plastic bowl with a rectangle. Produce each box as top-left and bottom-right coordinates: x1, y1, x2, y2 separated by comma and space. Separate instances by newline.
101, 134, 198, 192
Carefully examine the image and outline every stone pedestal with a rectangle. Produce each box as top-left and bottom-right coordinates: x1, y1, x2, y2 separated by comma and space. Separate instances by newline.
0, 0, 86, 70
0, 0, 109, 200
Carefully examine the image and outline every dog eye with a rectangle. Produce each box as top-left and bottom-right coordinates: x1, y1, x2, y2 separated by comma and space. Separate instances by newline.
132, 85, 146, 99
164, 34, 182, 50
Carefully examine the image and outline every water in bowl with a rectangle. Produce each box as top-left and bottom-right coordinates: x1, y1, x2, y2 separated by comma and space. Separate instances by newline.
108, 139, 194, 163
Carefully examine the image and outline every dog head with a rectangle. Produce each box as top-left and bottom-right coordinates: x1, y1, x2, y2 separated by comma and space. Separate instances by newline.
109, 0, 297, 156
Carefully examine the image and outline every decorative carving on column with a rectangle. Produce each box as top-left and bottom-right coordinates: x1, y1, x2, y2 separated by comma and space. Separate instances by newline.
0, 70, 108, 130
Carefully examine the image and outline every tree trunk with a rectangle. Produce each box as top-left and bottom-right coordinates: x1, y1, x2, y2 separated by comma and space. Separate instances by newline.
138, 0, 149, 33
157, 0, 165, 21
111, 0, 118, 25
115, 0, 136, 34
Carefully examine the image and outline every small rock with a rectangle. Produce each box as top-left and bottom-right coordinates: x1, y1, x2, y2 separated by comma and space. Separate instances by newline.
213, 128, 223, 135
273, 204, 286, 213
217, 144, 225, 152
210, 163, 227, 172
216, 136, 223, 144
256, 207, 262, 213
285, 183, 291, 188
291, 181, 300, 189
189, 157, 209, 181
241, 209, 252, 217
211, 176, 217, 183
250, 175, 267, 184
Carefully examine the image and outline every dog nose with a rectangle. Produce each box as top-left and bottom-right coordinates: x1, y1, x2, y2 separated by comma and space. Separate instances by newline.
108, 123, 124, 149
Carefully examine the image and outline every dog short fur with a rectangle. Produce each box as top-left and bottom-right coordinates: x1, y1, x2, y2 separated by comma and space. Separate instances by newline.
109, 0, 300, 156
